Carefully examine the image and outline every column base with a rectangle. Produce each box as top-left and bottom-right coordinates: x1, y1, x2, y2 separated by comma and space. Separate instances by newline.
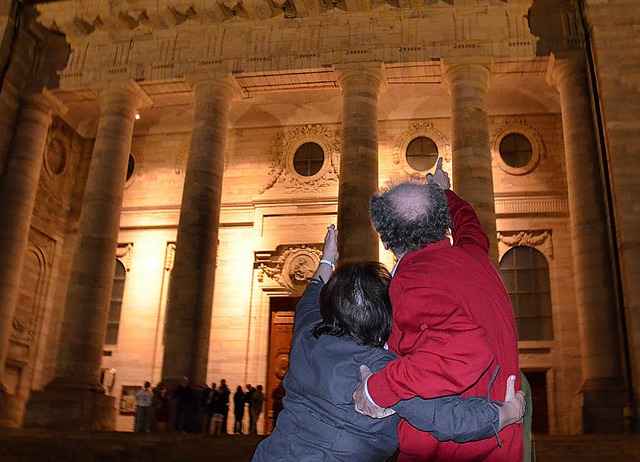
581, 378, 630, 434
24, 382, 116, 431
0, 388, 26, 428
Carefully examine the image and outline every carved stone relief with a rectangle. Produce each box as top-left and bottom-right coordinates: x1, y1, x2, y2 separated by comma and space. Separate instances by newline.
497, 230, 553, 261
393, 121, 451, 181
9, 228, 55, 386
165, 242, 176, 271
116, 243, 134, 271
491, 118, 545, 176
43, 117, 72, 177
257, 244, 323, 296
261, 124, 340, 194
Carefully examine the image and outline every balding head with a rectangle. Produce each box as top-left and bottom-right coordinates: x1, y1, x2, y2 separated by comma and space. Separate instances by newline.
386, 182, 434, 222
370, 182, 452, 256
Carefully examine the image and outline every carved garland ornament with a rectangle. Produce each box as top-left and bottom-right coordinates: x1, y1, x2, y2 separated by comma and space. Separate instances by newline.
261, 124, 340, 194
116, 243, 134, 271
497, 230, 553, 260
393, 122, 451, 180
258, 245, 323, 295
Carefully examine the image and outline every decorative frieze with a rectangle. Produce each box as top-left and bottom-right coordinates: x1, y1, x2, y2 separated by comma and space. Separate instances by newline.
495, 195, 568, 216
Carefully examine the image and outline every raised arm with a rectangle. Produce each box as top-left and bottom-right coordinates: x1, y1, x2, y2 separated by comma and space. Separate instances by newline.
293, 225, 339, 335
445, 189, 490, 253
426, 157, 489, 253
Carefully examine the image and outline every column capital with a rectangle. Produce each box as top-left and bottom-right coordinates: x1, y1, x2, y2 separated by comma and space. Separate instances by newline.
94, 81, 153, 112
186, 74, 243, 101
441, 60, 492, 92
334, 62, 385, 91
546, 53, 587, 88
19, 87, 66, 117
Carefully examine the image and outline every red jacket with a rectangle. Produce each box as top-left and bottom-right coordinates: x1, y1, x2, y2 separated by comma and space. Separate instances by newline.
367, 190, 523, 461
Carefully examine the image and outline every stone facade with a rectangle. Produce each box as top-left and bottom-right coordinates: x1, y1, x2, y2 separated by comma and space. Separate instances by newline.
0, 0, 637, 436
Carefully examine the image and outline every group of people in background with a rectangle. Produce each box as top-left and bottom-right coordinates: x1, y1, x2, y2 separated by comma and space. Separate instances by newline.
132, 377, 266, 435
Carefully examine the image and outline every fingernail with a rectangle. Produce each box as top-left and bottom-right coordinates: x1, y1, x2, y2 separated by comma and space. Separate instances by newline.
509, 375, 516, 380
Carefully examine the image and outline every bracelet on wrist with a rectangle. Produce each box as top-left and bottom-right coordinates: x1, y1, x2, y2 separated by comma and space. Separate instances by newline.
319, 259, 335, 269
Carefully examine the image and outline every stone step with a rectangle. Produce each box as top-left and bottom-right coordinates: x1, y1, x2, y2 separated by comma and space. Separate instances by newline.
1, 430, 640, 461
532, 434, 640, 462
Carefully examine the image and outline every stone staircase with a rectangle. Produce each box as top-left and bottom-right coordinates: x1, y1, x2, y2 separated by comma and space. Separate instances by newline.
1, 430, 639, 461
532, 434, 640, 462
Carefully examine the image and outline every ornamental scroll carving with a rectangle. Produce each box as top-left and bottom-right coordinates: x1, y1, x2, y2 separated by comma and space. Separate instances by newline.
260, 124, 340, 194
497, 230, 553, 260
257, 244, 323, 296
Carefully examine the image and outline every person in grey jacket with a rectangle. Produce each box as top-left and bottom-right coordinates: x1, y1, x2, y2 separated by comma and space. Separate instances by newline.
252, 225, 524, 462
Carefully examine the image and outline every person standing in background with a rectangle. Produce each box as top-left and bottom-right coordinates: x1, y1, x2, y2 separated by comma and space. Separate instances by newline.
134, 381, 154, 433
233, 385, 246, 435
219, 379, 231, 434
249, 385, 265, 435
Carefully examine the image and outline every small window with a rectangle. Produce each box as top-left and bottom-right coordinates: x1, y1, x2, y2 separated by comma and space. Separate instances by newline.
105, 260, 126, 345
406, 137, 438, 172
499, 133, 533, 168
126, 155, 135, 181
499, 246, 553, 341
293, 142, 324, 177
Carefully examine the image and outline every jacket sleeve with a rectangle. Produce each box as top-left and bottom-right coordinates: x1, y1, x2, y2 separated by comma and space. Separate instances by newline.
366, 281, 495, 407
445, 189, 490, 253
293, 278, 323, 336
392, 395, 499, 443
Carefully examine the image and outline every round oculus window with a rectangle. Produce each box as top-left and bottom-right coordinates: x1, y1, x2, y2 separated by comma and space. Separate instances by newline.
293, 142, 324, 177
499, 133, 533, 169
406, 137, 438, 172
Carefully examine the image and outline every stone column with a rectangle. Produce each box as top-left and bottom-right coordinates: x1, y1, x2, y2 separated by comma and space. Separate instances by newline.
0, 90, 62, 425
24, 83, 145, 431
161, 77, 236, 386
443, 62, 498, 264
549, 55, 626, 433
336, 64, 383, 263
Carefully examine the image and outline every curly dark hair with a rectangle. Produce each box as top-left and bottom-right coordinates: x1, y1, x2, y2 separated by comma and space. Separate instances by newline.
369, 182, 452, 256
312, 261, 392, 348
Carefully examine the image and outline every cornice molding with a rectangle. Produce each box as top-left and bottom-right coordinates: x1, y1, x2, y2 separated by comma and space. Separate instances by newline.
36, 1, 538, 90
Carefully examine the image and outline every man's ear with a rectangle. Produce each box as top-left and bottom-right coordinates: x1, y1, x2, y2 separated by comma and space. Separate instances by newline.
383, 242, 389, 250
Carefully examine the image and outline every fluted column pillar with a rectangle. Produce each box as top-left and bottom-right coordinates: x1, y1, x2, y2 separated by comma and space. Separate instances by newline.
161, 77, 237, 386
444, 62, 498, 264
24, 83, 145, 430
549, 55, 626, 433
0, 90, 62, 426
336, 64, 383, 263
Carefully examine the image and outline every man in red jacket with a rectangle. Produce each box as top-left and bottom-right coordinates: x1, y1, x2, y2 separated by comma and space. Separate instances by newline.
354, 159, 524, 461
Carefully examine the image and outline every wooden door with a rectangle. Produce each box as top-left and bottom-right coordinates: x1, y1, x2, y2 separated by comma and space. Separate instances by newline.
265, 296, 298, 433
